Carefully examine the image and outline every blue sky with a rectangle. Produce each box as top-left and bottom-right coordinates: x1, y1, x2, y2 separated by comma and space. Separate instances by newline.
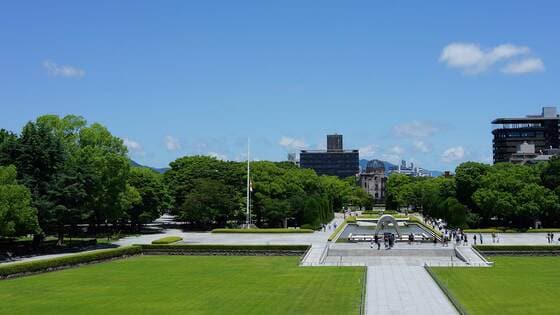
1, 1, 559, 170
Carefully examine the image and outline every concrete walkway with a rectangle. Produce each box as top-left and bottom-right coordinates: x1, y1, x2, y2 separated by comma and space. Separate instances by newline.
366, 265, 458, 315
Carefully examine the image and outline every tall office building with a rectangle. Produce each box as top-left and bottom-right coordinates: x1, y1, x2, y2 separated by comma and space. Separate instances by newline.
327, 134, 343, 151
300, 134, 359, 178
492, 106, 560, 163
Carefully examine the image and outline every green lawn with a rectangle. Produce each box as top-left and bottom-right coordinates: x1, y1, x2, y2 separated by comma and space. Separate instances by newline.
0, 256, 364, 315
431, 256, 560, 315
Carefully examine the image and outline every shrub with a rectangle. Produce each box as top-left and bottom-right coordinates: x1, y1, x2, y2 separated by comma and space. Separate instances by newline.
139, 244, 310, 251
346, 216, 357, 223
0, 246, 141, 278
463, 228, 503, 233
151, 236, 183, 244
526, 228, 560, 233
211, 228, 313, 233
475, 245, 560, 252
300, 224, 319, 230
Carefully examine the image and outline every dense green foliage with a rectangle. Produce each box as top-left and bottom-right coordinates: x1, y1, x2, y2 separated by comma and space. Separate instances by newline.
150, 236, 183, 244
431, 257, 560, 314
164, 156, 369, 229
0, 246, 141, 277
0, 115, 171, 243
0, 256, 364, 314
0, 114, 374, 241
387, 160, 560, 229
0, 165, 39, 237
211, 228, 313, 233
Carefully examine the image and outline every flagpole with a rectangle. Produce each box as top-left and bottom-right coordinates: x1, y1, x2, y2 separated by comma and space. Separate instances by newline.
246, 138, 250, 228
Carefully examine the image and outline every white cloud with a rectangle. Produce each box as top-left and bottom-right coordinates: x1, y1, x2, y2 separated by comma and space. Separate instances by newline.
442, 146, 465, 163
278, 136, 307, 151
389, 145, 405, 155
413, 140, 429, 153
123, 138, 144, 156
43, 60, 85, 78
439, 43, 540, 74
208, 152, 228, 161
502, 58, 545, 74
394, 121, 438, 139
359, 144, 377, 159
381, 154, 401, 165
164, 136, 181, 151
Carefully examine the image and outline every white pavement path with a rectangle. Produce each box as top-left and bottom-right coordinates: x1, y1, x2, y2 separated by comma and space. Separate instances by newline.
366, 265, 458, 315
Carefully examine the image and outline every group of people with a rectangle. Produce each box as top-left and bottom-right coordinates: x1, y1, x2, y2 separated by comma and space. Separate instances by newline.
321, 222, 338, 232
370, 233, 396, 250
440, 229, 501, 246
547, 232, 557, 244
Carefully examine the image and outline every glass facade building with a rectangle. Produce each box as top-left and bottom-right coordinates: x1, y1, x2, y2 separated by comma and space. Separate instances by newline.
492, 107, 560, 163
300, 135, 359, 178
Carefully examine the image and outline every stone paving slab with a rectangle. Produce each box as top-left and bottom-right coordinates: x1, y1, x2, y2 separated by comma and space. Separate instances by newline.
366, 265, 458, 315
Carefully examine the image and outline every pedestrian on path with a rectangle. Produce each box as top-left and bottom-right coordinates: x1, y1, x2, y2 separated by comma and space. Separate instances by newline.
492, 233, 496, 243
547, 233, 551, 244
473, 234, 477, 245
479, 233, 483, 244
374, 234, 380, 250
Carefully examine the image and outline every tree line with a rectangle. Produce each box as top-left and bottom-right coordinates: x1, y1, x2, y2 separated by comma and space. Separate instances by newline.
163, 156, 372, 229
386, 160, 560, 229
0, 115, 371, 242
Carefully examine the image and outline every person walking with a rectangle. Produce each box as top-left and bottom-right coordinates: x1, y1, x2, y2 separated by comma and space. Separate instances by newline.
374, 234, 380, 250
492, 232, 496, 243
547, 233, 551, 244
479, 233, 483, 244
473, 234, 477, 245
552, 233, 555, 244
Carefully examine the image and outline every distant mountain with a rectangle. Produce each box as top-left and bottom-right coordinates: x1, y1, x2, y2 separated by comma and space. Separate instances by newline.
129, 160, 170, 174
359, 159, 443, 177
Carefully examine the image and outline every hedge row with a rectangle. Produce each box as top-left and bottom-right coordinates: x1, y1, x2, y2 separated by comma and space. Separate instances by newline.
139, 244, 310, 251
526, 228, 560, 233
328, 217, 356, 241
151, 236, 183, 244
211, 228, 313, 233
0, 246, 142, 278
464, 228, 560, 233
474, 245, 560, 252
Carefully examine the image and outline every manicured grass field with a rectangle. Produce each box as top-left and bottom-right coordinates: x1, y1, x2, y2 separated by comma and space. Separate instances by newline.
0, 256, 364, 314
431, 256, 560, 315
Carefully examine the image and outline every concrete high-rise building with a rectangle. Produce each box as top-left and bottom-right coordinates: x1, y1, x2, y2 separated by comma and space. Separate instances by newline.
492, 106, 560, 163
300, 134, 359, 178
327, 134, 343, 152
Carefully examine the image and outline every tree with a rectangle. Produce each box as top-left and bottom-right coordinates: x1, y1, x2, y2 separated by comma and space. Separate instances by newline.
126, 167, 171, 231
0, 165, 40, 237
541, 156, 560, 194
455, 162, 490, 211
179, 179, 238, 228
15, 121, 66, 241
385, 173, 412, 210
0, 129, 18, 166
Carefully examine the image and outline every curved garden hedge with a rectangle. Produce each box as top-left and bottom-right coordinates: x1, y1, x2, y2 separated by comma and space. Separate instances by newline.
151, 236, 183, 244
